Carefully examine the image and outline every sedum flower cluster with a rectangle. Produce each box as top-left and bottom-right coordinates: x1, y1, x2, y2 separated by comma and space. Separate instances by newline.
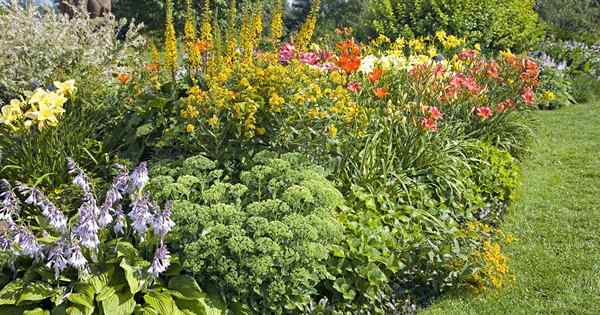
0, 159, 174, 279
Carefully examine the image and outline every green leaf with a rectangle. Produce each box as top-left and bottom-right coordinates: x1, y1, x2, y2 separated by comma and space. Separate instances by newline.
0, 280, 23, 305
0, 305, 28, 315
136, 123, 154, 137
23, 308, 50, 315
100, 291, 135, 315
143, 291, 183, 315
17, 282, 56, 305
120, 259, 145, 294
88, 270, 113, 294
167, 275, 204, 300
67, 293, 94, 310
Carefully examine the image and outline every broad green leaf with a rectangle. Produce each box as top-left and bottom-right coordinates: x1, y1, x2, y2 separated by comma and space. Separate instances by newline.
143, 291, 183, 315
0, 305, 28, 315
88, 269, 114, 294
23, 308, 50, 315
96, 284, 119, 302
17, 282, 56, 304
120, 259, 145, 294
167, 275, 204, 300
65, 304, 93, 315
67, 293, 94, 310
0, 280, 23, 305
101, 291, 135, 315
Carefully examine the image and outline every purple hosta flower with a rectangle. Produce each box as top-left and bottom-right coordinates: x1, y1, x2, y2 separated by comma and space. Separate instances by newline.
0, 180, 20, 219
17, 183, 67, 232
98, 164, 130, 227
113, 207, 126, 235
130, 162, 149, 192
129, 194, 153, 238
74, 199, 100, 249
148, 243, 170, 277
152, 201, 175, 240
279, 43, 295, 64
67, 159, 92, 194
15, 226, 42, 257
299, 52, 320, 65
46, 238, 69, 278
0, 234, 11, 251
68, 242, 87, 270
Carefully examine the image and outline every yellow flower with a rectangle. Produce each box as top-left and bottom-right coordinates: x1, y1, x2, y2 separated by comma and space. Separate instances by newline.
54, 79, 76, 96
185, 123, 195, 133
42, 92, 68, 110
542, 90, 556, 102
29, 88, 47, 104
256, 127, 266, 135
328, 125, 337, 138
208, 115, 220, 127
435, 31, 447, 41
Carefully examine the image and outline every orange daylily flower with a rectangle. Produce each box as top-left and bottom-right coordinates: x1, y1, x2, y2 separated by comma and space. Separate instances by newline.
368, 67, 384, 83
117, 73, 130, 85
373, 87, 389, 98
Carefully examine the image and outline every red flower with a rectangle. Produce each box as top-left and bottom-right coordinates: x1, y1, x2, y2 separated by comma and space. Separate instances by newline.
421, 117, 438, 131
458, 49, 478, 60
433, 64, 446, 78
486, 62, 499, 79
347, 81, 361, 93
521, 87, 535, 106
299, 52, 320, 65
373, 87, 389, 98
368, 67, 384, 83
476, 106, 493, 119
496, 99, 515, 113
429, 106, 443, 120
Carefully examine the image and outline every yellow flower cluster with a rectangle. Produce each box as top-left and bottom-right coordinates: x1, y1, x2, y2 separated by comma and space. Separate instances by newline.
0, 80, 75, 130
294, 0, 320, 50
184, 0, 201, 74
542, 90, 557, 102
435, 31, 466, 50
164, 0, 178, 76
270, 0, 284, 45
200, 0, 213, 52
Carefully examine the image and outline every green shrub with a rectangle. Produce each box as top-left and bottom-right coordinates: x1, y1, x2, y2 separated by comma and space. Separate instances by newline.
535, 66, 575, 109
536, 0, 600, 44
571, 72, 600, 103
366, 0, 543, 52
148, 152, 345, 313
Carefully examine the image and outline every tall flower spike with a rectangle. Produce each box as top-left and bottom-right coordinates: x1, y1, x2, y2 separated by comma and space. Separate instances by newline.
294, 0, 320, 50
184, 0, 200, 74
148, 243, 171, 277
17, 183, 67, 232
164, 0, 178, 80
0, 180, 20, 220
68, 242, 87, 270
129, 194, 153, 238
113, 206, 126, 235
46, 237, 69, 278
15, 226, 42, 258
270, 0, 284, 46
74, 198, 100, 249
130, 162, 149, 192
152, 200, 175, 240
99, 164, 130, 227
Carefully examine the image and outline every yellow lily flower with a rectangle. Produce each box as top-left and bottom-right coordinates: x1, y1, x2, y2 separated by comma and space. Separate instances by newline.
54, 79, 76, 96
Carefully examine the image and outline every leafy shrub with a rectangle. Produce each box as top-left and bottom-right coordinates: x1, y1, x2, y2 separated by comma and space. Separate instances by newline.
366, 0, 543, 52
148, 152, 345, 313
571, 72, 600, 103
0, 2, 144, 102
535, 66, 575, 109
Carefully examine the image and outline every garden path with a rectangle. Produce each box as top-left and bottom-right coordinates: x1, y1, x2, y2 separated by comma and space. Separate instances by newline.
422, 102, 600, 314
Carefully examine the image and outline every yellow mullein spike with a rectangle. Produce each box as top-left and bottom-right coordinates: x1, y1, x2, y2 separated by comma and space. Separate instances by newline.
200, 0, 213, 51
270, 0, 284, 46
294, 0, 320, 50
164, 0, 178, 80
184, 0, 200, 75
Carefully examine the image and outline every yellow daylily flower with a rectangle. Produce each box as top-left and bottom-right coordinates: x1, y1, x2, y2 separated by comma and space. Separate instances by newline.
54, 79, 76, 96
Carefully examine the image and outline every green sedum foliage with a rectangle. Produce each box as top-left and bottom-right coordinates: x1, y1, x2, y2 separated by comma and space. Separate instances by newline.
148, 152, 345, 313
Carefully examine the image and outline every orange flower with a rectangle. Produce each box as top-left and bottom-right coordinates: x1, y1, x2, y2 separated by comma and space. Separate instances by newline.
117, 73, 130, 85
421, 117, 438, 131
194, 40, 210, 53
336, 39, 361, 56
475, 106, 493, 119
368, 67, 383, 83
337, 54, 361, 74
486, 62, 499, 79
373, 87, 388, 98
145, 63, 160, 72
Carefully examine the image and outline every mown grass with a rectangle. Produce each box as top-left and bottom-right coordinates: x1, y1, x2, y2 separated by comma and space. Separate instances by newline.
422, 102, 600, 315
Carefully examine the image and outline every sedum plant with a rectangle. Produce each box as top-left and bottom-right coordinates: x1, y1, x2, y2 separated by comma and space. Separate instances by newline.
148, 151, 345, 314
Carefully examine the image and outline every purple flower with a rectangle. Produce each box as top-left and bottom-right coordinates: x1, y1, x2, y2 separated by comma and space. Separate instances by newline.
148, 243, 170, 277
15, 226, 42, 257
130, 162, 149, 192
74, 199, 100, 249
113, 207, 126, 235
97, 206, 113, 227
129, 194, 153, 238
0, 234, 11, 251
17, 183, 67, 232
279, 43, 295, 64
152, 201, 175, 240
0, 180, 20, 219
67, 159, 92, 194
299, 52, 320, 65
68, 243, 87, 270
46, 239, 69, 278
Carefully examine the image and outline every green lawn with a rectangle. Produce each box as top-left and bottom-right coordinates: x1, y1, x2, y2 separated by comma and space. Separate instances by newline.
422, 102, 600, 315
